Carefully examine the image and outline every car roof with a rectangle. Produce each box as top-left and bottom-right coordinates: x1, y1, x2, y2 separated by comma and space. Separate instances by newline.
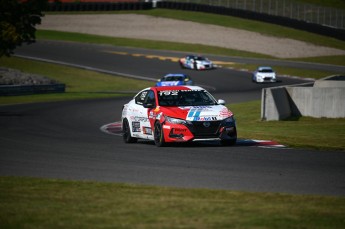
152, 85, 204, 91
257, 66, 273, 70
163, 73, 187, 78
134, 86, 206, 98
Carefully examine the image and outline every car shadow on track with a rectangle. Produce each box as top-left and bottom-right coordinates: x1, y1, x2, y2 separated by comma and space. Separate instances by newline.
134, 139, 283, 148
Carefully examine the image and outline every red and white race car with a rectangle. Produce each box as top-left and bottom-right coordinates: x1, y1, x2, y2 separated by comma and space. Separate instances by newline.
121, 86, 237, 147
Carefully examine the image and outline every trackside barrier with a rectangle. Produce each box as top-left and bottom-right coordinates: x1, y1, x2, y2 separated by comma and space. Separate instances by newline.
261, 76, 345, 120
0, 84, 66, 96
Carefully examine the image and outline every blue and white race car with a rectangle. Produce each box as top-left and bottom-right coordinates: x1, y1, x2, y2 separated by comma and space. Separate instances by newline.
155, 73, 193, 87
179, 55, 214, 70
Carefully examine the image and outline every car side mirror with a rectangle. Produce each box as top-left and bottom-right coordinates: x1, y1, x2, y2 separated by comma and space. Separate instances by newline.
143, 103, 155, 108
218, 99, 226, 105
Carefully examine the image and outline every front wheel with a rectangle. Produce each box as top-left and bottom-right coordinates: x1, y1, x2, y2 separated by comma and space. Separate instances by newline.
122, 119, 137, 143
154, 122, 166, 147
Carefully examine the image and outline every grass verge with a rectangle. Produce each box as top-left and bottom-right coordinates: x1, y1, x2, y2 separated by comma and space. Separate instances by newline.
0, 56, 153, 104
1, 176, 345, 229
230, 100, 345, 151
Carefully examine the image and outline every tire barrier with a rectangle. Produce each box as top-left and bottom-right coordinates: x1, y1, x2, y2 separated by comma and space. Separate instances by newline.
46, 2, 153, 12
157, 1, 345, 41
0, 84, 66, 96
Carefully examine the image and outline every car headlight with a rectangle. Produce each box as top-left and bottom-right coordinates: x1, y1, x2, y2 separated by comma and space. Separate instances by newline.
165, 116, 187, 125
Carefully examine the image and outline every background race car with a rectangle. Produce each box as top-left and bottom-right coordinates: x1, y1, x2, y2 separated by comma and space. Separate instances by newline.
179, 55, 214, 70
121, 86, 237, 147
155, 73, 193, 86
252, 66, 277, 83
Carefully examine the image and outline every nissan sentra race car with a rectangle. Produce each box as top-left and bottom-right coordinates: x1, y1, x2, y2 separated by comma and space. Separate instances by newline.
121, 86, 237, 147
179, 55, 214, 70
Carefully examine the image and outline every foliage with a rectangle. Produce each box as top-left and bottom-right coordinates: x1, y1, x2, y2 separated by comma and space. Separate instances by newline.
0, 0, 48, 57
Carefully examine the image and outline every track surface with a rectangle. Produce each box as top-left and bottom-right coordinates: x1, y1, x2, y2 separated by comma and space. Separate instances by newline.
1, 40, 345, 196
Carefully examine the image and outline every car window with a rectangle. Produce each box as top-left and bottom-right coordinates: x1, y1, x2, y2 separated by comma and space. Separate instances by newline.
195, 56, 206, 61
135, 90, 149, 105
144, 90, 156, 106
163, 76, 184, 81
158, 89, 216, 106
259, 68, 273, 73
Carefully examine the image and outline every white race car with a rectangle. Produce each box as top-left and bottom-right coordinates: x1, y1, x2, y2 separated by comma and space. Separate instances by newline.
121, 85, 237, 147
179, 55, 214, 70
252, 66, 277, 83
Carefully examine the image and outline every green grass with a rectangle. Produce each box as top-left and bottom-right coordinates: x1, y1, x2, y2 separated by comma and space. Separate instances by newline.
1, 176, 345, 229
0, 56, 153, 104
230, 100, 345, 151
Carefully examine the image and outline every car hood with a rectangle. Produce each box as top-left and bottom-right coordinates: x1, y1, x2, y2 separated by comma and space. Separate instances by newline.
196, 60, 212, 65
257, 72, 275, 77
156, 105, 233, 121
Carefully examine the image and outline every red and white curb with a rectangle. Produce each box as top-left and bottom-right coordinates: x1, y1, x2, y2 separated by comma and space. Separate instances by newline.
100, 122, 123, 136
236, 139, 287, 149
101, 122, 287, 148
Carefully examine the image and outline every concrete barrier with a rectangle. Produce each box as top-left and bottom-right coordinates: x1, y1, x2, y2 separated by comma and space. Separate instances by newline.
261, 86, 291, 120
261, 75, 345, 120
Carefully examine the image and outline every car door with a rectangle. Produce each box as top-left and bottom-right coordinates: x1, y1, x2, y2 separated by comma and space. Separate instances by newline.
131, 89, 155, 140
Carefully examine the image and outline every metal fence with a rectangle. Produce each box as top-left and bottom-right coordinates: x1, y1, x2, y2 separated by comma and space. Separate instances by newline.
162, 0, 345, 29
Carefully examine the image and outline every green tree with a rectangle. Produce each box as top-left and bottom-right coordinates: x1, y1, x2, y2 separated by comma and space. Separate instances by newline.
0, 0, 48, 57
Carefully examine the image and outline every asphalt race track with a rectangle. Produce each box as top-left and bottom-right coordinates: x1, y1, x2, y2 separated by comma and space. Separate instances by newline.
1, 40, 345, 196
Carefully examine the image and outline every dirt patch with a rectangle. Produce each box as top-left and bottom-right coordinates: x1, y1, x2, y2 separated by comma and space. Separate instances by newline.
38, 14, 345, 58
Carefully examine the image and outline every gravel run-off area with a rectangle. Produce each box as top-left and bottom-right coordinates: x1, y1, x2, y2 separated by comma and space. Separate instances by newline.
38, 14, 345, 59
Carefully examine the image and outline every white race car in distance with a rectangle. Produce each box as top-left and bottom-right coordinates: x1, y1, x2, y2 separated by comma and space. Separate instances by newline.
252, 66, 277, 83
179, 55, 214, 70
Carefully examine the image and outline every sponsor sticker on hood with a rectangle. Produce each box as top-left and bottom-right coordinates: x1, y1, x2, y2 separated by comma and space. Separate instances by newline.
184, 106, 231, 121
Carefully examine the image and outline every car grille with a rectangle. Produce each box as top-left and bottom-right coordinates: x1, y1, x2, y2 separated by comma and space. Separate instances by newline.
187, 121, 221, 138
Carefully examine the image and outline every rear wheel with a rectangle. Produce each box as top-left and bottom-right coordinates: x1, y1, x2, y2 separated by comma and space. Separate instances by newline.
122, 119, 137, 143
154, 122, 166, 147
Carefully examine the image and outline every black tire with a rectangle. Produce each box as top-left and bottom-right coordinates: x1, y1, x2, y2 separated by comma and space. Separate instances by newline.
154, 122, 166, 147
122, 119, 137, 143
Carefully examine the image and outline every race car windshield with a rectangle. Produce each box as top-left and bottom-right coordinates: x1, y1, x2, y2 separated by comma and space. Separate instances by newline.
158, 90, 217, 106
163, 76, 184, 81
259, 69, 273, 73
195, 57, 207, 61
